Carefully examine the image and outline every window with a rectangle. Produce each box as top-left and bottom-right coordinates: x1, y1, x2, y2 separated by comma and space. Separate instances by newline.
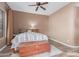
0, 10, 5, 37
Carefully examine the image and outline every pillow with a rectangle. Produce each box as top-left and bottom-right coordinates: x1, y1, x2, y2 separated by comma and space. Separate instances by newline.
19, 41, 50, 57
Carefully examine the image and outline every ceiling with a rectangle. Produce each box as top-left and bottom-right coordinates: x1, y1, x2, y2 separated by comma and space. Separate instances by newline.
7, 2, 70, 16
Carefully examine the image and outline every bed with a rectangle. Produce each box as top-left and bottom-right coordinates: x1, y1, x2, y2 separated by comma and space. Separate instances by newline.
11, 30, 50, 57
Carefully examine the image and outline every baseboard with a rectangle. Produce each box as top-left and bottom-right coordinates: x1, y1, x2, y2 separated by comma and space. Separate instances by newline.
0, 45, 7, 52
51, 39, 79, 48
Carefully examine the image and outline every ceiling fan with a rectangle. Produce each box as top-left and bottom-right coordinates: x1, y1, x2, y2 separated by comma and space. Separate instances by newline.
28, 2, 48, 11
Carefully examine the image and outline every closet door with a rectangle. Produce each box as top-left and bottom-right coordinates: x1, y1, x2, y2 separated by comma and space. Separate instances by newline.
7, 9, 13, 45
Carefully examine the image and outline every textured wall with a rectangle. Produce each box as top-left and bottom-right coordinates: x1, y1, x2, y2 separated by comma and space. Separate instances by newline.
74, 7, 79, 46
13, 11, 49, 35
49, 3, 76, 45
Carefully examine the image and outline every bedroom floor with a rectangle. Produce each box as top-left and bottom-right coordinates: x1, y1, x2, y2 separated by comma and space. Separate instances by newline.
0, 44, 62, 57
0, 44, 79, 57
0, 46, 12, 57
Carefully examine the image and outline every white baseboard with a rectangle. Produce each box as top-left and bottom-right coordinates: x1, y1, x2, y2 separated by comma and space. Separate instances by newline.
0, 45, 7, 52
51, 39, 79, 48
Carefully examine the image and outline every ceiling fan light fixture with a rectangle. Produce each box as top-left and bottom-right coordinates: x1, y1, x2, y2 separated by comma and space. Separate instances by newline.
28, 2, 48, 11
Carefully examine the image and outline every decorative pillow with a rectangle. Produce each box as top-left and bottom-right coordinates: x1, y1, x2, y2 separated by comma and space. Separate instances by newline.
18, 41, 50, 57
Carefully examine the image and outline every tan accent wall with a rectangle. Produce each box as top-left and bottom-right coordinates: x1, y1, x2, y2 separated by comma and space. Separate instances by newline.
49, 3, 76, 45
13, 11, 49, 35
0, 2, 8, 48
74, 8, 79, 46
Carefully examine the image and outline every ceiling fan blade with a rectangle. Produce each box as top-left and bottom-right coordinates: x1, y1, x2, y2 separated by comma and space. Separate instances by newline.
40, 2, 48, 5
28, 5, 36, 6
36, 2, 40, 5
40, 6, 46, 10
35, 6, 39, 11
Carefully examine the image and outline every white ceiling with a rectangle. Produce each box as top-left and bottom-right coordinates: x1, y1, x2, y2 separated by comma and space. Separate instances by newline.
7, 2, 70, 16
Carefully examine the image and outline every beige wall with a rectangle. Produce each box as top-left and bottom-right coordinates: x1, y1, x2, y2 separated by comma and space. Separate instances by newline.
74, 8, 79, 46
49, 3, 76, 45
13, 11, 49, 35
0, 2, 8, 48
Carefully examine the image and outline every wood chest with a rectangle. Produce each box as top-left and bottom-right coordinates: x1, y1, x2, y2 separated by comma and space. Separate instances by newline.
18, 41, 50, 57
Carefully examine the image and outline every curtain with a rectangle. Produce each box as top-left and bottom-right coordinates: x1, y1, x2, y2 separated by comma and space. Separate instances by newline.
7, 9, 13, 45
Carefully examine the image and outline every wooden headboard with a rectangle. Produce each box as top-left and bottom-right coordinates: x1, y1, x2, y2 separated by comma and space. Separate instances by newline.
26, 29, 39, 32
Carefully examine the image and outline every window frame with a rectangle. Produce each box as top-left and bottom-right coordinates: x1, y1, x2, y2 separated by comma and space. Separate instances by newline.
0, 9, 7, 38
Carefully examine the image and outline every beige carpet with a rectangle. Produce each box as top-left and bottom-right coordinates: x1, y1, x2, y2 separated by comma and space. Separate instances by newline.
1, 45, 79, 57
0, 46, 12, 57
54, 51, 79, 57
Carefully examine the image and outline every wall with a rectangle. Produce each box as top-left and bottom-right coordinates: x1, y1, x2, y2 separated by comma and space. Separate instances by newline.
0, 2, 8, 48
13, 11, 49, 35
49, 3, 76, 45
74, 7, 79, 46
